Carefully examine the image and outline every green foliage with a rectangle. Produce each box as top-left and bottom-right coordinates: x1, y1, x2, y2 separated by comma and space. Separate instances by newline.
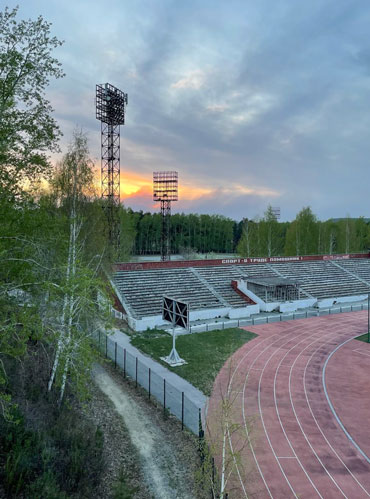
0, 6, 64, 199
131, 210, 236, 255
131, 328, 257, 395
112, 468, 140, 499
0, 403, 104, 498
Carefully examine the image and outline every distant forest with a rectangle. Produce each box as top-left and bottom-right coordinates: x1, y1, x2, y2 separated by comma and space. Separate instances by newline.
120, 206, 370, 258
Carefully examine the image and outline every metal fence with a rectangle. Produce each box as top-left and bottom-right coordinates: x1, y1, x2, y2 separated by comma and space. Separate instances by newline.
92, 331, 201, 434
187, 302, 369, 333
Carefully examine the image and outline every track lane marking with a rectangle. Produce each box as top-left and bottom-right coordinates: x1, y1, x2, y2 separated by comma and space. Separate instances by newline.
323, 336, 370, 466
288, 333, 348, 498
303, 335, 370, 497
240, 325, 313, 498
224, 325, 301, 498
271, 330, 325, 498
215, 314, 370, 498
224, 333, 282, 498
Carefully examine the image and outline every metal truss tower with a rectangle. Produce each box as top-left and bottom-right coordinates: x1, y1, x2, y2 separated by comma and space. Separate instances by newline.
96, 83, 128, 249
153, 171, 178, 261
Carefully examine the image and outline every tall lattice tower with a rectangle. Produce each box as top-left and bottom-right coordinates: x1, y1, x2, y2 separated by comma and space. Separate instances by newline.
96, 83, 128, 249
153, 171, 178, 261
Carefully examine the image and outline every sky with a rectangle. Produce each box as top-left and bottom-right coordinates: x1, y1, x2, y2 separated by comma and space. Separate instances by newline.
6, 0, 370, 221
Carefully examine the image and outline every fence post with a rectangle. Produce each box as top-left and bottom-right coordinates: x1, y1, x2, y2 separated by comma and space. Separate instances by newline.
252, 317, 255, 325
181, 391, 184, 430
206, 323, 208, 332
238, 319, 240, 327
280, 314, 282, 321
198, 407, 205, 466
329, 308, 331, 314
163, 379, 166, 415
293, 313, 295, 320
135, 357, 138, 388
149, 368, 151, 400
105, 335, 108, 358
267, 315, 269, 323
114, 342, 117, 368
123, 348, 126, 378
222, 321, 224, 330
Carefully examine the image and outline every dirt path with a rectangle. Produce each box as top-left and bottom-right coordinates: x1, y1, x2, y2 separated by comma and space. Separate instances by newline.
93, 364, 196, 499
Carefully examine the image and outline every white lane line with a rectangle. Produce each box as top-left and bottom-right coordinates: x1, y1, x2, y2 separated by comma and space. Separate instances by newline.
288, 334, 348, 498
225, 326, 300, 498
323, 336, 370, 466
241, 326, 312, 498
271, 331, 325, 499
352, 348, 370, 358
304, 335, 370, 496
225, 333, 283, 498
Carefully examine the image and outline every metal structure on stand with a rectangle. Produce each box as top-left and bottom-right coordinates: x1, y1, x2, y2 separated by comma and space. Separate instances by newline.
153, 171, 178, 261
160, 296, 188, 366
96, 83, 128, 250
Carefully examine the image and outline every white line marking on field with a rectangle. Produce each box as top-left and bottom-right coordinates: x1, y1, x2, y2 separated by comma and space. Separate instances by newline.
323, 338, 370, 466
304, 336, 370, 496
239, 326, 306, 498
272, 332, 326, 498
352, 349, 370, 358
288, 334, 348, 498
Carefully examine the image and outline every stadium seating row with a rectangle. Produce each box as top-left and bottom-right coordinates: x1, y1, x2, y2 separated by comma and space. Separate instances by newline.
113, 259, 370, 319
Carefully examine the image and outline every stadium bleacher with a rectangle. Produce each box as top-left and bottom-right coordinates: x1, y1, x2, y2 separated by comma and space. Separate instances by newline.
112, 256, 370, 326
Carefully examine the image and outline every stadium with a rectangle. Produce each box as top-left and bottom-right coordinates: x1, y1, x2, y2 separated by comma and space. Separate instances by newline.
111, 252, 370, 331
107, 250, 370, 496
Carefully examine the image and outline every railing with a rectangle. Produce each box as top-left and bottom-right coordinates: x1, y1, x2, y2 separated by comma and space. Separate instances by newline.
187, 302, 369, 333
92, 330, 201, 434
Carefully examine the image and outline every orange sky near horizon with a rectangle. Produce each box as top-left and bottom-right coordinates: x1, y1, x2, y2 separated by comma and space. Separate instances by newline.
92, 168, 214, 204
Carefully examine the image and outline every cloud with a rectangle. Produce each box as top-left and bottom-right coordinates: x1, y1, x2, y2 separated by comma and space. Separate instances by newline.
8, 0, 370, 221
171, 69, 206, 90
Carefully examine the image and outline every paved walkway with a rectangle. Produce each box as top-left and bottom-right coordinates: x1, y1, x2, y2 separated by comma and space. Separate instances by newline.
110, 329, 208, 412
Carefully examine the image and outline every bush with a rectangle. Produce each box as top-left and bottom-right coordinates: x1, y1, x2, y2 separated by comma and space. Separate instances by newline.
112, 468, 140, 499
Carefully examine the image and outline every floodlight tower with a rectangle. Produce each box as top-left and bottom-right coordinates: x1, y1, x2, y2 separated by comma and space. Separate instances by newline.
96, 83, 128, 249
153, 171, 178, 261
271, 207, 281, 220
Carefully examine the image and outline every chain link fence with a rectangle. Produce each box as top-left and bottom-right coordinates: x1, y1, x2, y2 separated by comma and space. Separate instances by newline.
188, 301, 369, 333
92, 331, 201, 434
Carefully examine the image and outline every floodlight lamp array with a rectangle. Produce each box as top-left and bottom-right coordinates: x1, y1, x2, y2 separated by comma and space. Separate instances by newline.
96, 83, 128, 125
153, 171, 178, 202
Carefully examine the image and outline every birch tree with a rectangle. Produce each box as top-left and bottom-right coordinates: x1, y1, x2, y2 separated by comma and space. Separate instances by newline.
47, 131, 111, 404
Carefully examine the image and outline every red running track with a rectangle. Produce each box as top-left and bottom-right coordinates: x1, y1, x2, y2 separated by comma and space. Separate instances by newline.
207, 311, 370, 498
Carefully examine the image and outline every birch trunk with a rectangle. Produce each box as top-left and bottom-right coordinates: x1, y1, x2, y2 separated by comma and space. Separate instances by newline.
48, 188, 77, 392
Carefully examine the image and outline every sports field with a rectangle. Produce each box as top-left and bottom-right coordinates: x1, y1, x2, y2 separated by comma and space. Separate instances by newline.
207, 311, 370, 498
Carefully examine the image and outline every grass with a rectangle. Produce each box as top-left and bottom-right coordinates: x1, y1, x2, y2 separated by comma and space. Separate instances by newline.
355, 333, 370, 342
131, 327, 257, 396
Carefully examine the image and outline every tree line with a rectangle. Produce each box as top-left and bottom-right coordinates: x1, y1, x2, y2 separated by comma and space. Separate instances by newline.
236, 206, 370, 257
122, 206, 370, 258
125, 211, 237, 255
